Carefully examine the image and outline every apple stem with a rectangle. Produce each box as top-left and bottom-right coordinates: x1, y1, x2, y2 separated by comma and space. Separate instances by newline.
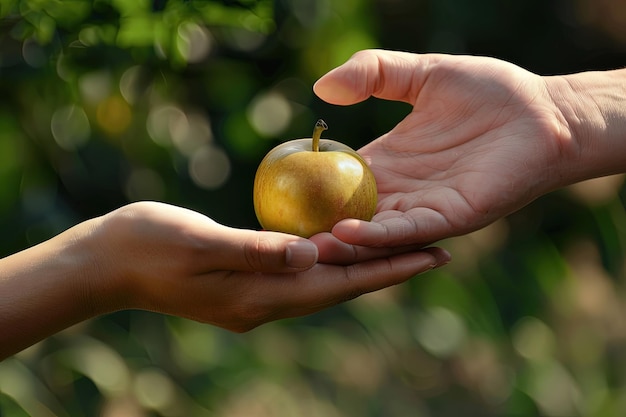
312, 119, 328, 152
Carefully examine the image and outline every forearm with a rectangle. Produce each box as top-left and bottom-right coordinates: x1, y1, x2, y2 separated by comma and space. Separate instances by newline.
0, 220, 112, 360
546, 68, 626, 186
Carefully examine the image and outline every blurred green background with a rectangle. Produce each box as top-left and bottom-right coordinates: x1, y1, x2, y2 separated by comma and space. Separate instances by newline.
1, 0, 626, 416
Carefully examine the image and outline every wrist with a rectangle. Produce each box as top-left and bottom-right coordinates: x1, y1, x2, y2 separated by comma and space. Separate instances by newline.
545, 69, 626, 186
78, 212, 139, 314
57, 217, 127, 318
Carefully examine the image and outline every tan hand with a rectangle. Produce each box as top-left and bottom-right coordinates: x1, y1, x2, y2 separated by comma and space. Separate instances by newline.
93, 202, 450, 332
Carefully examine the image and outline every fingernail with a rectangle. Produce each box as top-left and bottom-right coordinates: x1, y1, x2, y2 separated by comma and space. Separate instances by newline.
286, 240, 319, 269
430, 261, 450, 270
433, 249, 452, 269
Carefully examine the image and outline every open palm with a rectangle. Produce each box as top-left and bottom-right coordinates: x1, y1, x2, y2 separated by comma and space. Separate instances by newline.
315, 50, 569, 247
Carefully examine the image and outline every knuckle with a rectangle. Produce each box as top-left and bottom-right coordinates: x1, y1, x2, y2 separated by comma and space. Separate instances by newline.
244, 235, 279, 271
243, 235, 263, 270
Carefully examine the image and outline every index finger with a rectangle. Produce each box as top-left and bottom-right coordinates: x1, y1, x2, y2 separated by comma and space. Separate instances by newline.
264, 247, 451, 320
330, 208, 452, 247
310, 231, 423, 265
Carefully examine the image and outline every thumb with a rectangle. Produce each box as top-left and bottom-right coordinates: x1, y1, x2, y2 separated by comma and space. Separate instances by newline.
210, 227, 319, 273
313, 49, 436, 106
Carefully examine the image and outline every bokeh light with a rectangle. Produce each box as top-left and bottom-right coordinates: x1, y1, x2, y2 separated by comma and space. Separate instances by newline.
512, 316, 556, 361
188, 144, 231, 190
133, 368, 176, 412
79, 70, 112, 105
176, 21, 213, 64
413, 307, 467, 358
119, 65, 152, 104
21, 38, 46, 68
50, 105, 91, 150
147, 104, 185, 147
247, 91, 292, 137
96, 95, 133, 135
171, 111, 213, 157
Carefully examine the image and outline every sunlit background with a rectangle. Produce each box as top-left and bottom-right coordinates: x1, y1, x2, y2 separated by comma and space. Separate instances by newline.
1, 0, 626, 416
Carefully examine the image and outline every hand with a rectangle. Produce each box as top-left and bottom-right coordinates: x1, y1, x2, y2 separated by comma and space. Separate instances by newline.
314, 49, 575, 247
1, 201, 449, 358
96, 202, 448, 331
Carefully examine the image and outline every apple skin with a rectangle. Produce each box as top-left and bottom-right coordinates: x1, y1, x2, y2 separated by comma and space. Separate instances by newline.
253, 138, 378, 238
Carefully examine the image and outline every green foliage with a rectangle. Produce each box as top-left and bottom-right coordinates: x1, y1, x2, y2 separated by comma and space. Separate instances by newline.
1, 0, 626, 416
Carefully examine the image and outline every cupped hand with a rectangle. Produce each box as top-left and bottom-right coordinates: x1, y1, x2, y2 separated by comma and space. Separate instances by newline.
314, 49, 571, 248
94, 201, 449, 332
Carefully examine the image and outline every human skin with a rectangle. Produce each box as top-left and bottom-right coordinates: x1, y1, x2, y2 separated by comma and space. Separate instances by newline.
312, 49, 626, 252
0, 201, 450, 360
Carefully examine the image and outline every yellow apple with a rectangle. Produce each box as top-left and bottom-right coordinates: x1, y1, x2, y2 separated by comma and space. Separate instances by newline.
253, 119, 377, 238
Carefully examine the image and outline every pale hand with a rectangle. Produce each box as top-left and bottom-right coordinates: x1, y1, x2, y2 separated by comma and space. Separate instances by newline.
314, 49, 626, 248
